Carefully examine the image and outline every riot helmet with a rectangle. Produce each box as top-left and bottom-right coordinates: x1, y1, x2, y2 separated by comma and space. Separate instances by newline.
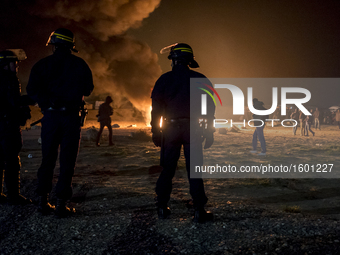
105, 96, 113, 104
160, 43, 199, 68
0, 49, 27, 69
46, 28, 78, 53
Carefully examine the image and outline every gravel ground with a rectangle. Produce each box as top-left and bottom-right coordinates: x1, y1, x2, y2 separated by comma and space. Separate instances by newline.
1, 176, 340, 255
1, 127, 340, 254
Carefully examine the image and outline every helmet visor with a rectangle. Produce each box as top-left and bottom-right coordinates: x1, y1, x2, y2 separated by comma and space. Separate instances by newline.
160, 43, 178, 54
6, 49, 27, 61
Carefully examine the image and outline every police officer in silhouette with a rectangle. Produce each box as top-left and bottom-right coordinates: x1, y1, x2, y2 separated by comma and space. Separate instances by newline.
0, 49, 32, 205
27, 28, 94, 217
151, 43, 215, 223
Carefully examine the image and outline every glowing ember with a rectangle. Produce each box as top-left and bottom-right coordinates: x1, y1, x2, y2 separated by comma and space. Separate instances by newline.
160, 116, 163, 128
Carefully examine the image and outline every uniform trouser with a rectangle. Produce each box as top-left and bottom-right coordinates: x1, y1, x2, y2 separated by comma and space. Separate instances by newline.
0, 121, 22, 196
155, 122, 208, 208
37, 111, 81, 200
96, 119, 113, 144
252, 126, 266, 153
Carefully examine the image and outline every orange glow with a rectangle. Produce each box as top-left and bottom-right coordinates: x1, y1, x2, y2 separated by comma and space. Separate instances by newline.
146, 105, 152, 127
160, 116, 163, 128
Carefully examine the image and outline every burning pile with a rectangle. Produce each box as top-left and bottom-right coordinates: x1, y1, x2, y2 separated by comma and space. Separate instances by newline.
3, 0, 163, 124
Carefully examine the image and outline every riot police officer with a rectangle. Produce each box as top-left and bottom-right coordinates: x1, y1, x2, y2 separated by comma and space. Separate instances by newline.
151, 43, 215, 223
0, 49, 32, 205
27, 28, 94, 217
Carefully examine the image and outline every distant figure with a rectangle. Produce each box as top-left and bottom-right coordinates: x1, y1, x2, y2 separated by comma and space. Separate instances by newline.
331, 111, 336, 125
272, 107, 280, 122
313, 107, 321, 130
324, 110, 331, 125
299, 110, 306, 136
0, 49, 32, 205
245, 107, 252, 121
250, 98, 267, 156
151, 43, 215, 223
305, 109, 315, 136
27, 28, 94, 217
96, 96, 114, 146
290, 108, 299, 135
286, 107, 292, 121
336, 109, 340, 129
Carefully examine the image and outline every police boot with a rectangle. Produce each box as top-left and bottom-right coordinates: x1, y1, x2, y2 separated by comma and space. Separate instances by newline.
157, 206, 171, 219
6, 182, 32, 205
193, 207, 213, 223
55, 199, 75, 218
37, 194, 55, 215
5, 168, 32, 205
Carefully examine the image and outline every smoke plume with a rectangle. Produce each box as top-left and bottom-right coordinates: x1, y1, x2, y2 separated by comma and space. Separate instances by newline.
32, 0, 161, 41
1, 0, 162, 123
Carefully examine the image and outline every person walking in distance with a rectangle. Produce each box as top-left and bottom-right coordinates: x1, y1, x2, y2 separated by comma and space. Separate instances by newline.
313, 107, 321, 130
250, 98, 267, 156
335, 109, 340, 129
290, 108, 299, 135
96, 96, 114, 147
305, 109, 315, 136
299, 110, 306, 136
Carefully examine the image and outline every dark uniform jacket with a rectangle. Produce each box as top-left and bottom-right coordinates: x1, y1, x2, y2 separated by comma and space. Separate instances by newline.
0, 69, 30, 127
151, 65, 215, 133
26, 48, 94, 110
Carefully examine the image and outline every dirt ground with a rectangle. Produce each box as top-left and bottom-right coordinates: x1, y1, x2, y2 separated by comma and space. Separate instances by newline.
1, 115, 340, 254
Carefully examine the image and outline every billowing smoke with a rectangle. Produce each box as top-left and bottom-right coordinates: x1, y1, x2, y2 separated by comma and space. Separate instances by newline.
1, 0, 162, 124
78, 34, 161, 123
32, 0, 161, 41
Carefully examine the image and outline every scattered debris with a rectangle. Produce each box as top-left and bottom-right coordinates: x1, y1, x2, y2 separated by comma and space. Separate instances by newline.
112, 124, 120, 128
85, 127, 98, 141
130, 130, 152, 141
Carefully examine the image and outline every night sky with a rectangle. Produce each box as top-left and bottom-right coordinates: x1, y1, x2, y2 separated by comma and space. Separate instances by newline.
1, 0, 340, 110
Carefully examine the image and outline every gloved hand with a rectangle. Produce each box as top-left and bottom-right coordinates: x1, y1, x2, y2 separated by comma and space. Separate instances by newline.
203, 132, 214, 149
152, 132, 162, 147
